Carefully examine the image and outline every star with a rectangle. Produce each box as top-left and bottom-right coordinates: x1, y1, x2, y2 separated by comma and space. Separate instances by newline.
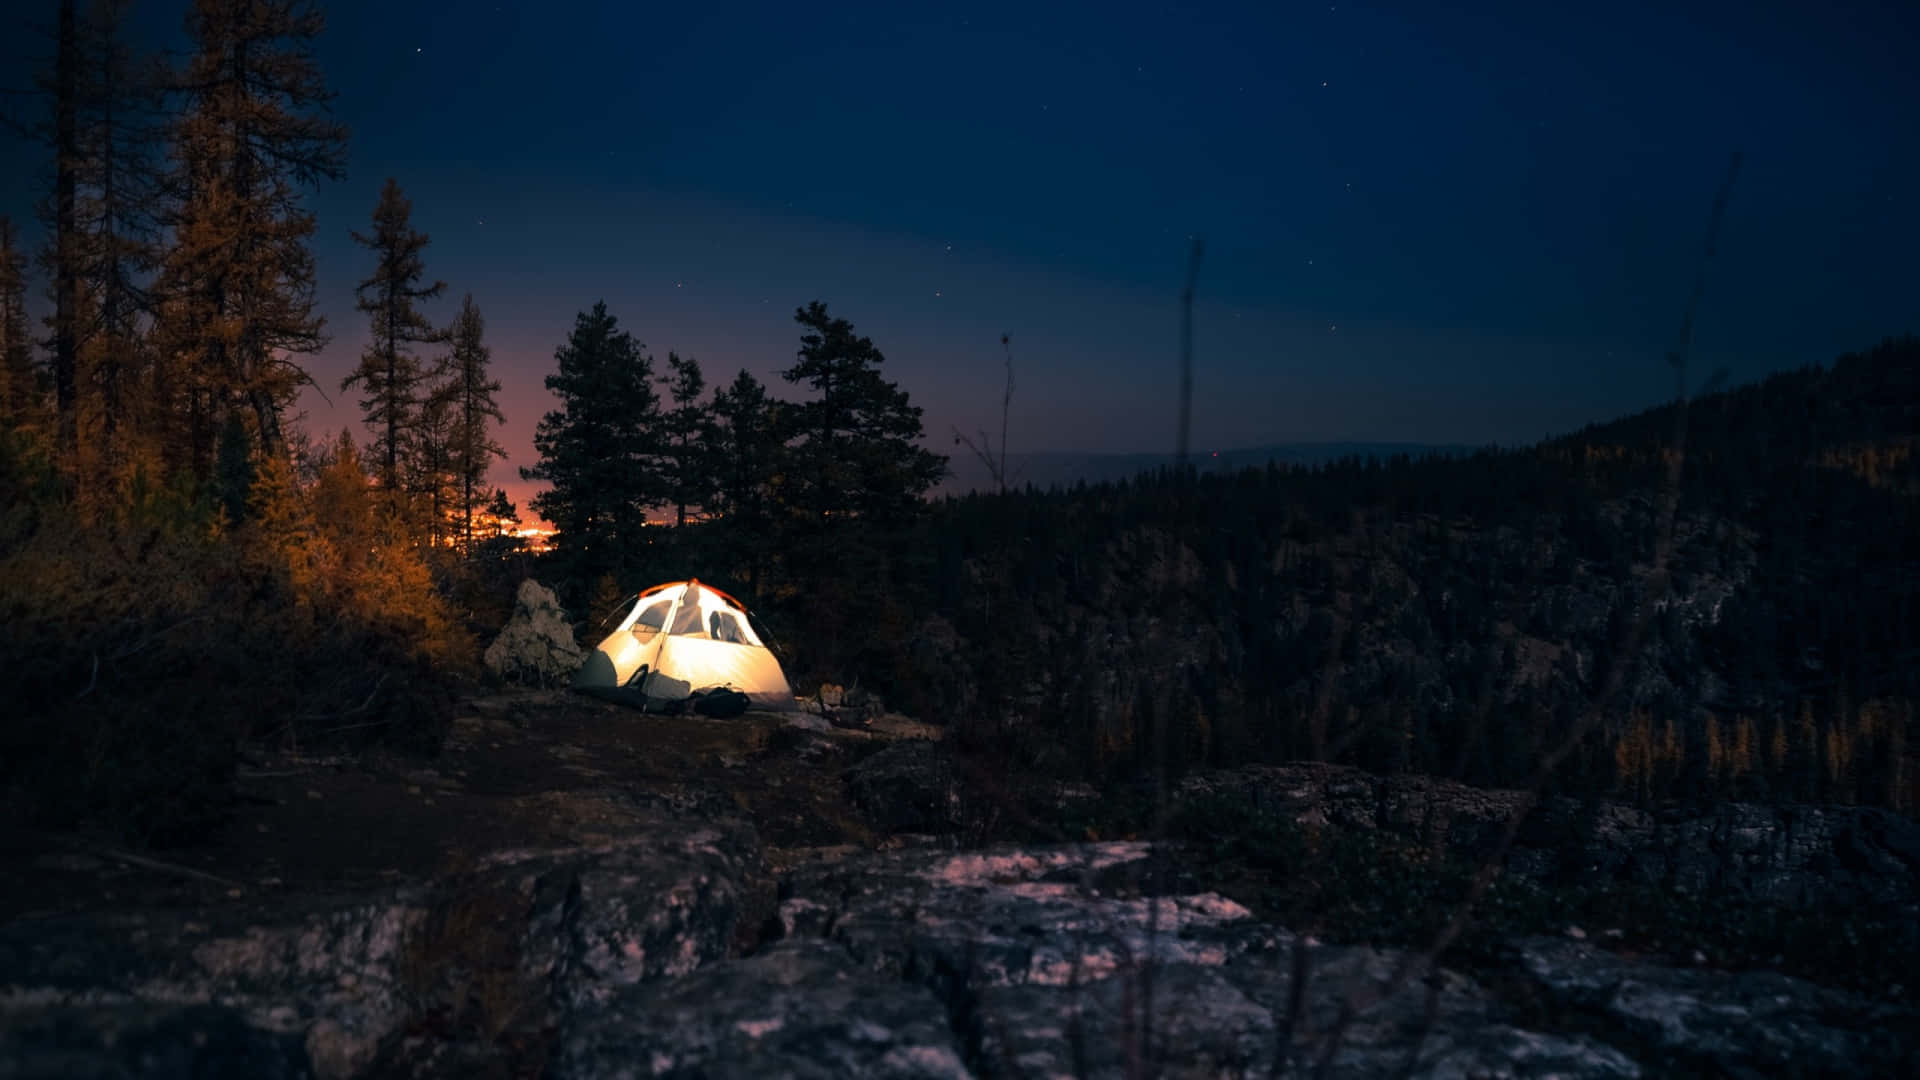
415, 47, 422, 53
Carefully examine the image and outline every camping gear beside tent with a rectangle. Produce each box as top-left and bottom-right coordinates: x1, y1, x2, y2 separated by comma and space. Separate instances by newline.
690, 688, 752, 718
574, 580, 796, 711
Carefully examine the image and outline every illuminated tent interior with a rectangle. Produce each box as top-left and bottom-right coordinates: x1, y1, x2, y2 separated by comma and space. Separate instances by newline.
573, 580, 795, 710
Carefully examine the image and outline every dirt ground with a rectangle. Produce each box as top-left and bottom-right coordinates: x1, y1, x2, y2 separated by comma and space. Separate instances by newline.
0, 690, 941, 922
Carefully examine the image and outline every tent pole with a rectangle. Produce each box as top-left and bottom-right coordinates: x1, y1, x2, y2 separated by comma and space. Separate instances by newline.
642, 583, 691, 694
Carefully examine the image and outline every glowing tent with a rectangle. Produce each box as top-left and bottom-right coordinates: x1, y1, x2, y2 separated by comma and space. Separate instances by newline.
573, 580, 795, 710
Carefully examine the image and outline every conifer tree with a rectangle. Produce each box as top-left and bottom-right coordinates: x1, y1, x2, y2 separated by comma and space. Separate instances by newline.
43, 0, 83, 458
343, 178, 445, 506
660, 351, 712, 527
412, 381, 456, 547
441, 294, 505, 549
522, 302, 665, 574
780, 301, 945, 526
72, 0, 164, 445
155, 0, 348, 464
0, 218, 35, 424
709, 368, 780, 595
310, 429, 374, 578
213, 410, 254, 525
246, 447, 323, 600
485, 487, 518, 532
24, 0, 153, 451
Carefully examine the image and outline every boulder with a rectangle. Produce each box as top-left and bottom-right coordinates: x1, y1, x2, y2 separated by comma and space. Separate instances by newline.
844, 740, 967, 835
1516, 936, 1915, 1076
483, 580, 585, 686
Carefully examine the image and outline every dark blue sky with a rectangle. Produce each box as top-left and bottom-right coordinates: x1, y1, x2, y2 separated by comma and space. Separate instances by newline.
4, 0, 1917, 507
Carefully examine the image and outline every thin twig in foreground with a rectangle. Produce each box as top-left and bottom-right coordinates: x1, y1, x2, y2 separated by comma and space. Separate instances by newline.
1307, 151, 1742, 1077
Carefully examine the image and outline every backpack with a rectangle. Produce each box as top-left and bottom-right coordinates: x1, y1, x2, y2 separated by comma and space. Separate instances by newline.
691, 687, 751, 719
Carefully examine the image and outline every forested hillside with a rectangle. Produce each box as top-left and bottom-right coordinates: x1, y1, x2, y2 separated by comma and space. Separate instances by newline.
1, 0, 1913, 845
886, 337, 1920, 810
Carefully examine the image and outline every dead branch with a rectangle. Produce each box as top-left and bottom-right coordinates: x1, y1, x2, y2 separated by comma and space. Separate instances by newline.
96, 847, 246, 891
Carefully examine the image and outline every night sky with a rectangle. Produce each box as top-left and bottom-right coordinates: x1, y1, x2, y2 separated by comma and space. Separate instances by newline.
4, 0, 1917, 514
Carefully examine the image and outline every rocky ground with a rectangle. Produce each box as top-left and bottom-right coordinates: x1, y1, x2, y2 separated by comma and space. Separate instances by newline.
2, 690, 1916, 1078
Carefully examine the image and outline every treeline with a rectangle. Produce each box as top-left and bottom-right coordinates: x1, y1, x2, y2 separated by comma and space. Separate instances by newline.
905, 337, 1920, 813
518, 297, 946, 666
0, 1, 512, 550
0, 0, 526, 840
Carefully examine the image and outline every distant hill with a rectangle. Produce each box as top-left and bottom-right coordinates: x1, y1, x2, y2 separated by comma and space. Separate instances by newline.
889, 336, 1920, 813
935, 442, 1477, 495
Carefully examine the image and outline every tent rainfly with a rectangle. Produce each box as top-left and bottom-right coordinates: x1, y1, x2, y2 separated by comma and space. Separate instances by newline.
574, 580, 795, 710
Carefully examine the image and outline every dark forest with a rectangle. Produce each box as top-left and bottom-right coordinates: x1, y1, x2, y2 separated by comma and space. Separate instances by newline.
3, 1, 1917, 1077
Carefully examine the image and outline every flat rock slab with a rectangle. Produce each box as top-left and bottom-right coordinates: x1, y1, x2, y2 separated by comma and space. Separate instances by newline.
0, 807, 770, 1080
1516, 936, 1917, 1076
5, 819, 1912, 1078
554, 940, 970, 1080
776, 842, 1641, 1078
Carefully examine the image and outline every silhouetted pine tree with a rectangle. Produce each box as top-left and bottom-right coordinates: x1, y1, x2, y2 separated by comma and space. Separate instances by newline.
72, 0, 164, 448
780, 301, 945, 526
660, 351, 711, 527
412, 380, 456, 548
154, 0, 347, 463
523, 302, 665, 577
38, 0, 83, 459
485, 487, 518, 529
440, 294, 505, 550
0, 219, 35, 424
709, 368, 780, 596
343, 178, 445, 512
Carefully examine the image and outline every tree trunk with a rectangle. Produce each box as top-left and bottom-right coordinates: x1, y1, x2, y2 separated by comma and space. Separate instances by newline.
100, 35, 119, 442
251, 388, 284, 462
52, 0, 79, 458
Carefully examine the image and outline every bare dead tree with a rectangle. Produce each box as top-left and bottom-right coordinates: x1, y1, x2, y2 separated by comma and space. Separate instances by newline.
1175, 238, 1204, 469
952, 333, 1016, 494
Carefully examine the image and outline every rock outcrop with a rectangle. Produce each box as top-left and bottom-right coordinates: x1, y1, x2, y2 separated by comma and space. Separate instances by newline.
773, 842, 1645, 1079
1515, 936, 1915, 1076
483, 580, 585, 685
4, 788, 1913, 1078
1179, 761, 1920, 911
0, 806, 770, 1079
844, 740, 968, 835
